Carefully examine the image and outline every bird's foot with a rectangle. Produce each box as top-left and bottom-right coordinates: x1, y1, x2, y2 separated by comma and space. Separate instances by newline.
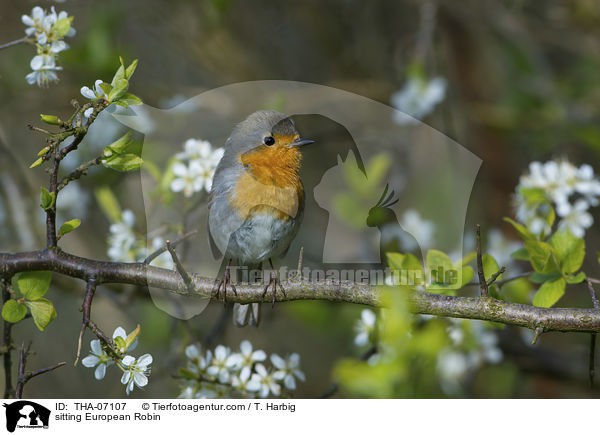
261, 270, 287, 308
213, 262, 237, 305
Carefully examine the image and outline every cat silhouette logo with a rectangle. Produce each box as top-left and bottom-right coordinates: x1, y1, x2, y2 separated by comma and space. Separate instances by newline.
3, 401, 50, 432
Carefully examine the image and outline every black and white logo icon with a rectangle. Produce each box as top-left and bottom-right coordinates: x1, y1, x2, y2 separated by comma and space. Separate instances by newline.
3, 401, 50, 432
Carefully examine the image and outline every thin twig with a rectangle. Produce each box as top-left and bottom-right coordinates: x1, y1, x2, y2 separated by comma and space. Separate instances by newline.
166, 240, 194, 291
75, 279, 97, 366
475, 225, 488, 297
16, 339, 65, 399
144, 231, 198, 265
0, 37, 28, 51
15, 342, 32, 399
297, 246, 304, 276
531, 326, 544, 345
587, 278, 599, 387
2, 279, 14, 398
486, 266, 506, 287
57, 156, 103, 191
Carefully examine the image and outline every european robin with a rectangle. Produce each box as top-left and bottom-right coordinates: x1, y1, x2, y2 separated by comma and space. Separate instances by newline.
208, 110, 314, 326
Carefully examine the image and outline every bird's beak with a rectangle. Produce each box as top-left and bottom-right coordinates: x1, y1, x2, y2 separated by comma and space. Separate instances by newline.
290, 138, 315, 147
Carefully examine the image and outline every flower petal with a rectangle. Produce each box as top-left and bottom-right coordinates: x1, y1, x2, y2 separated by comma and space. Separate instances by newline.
113, 326, 127, 340
133, 372, 148, 387
82, 355, 100, 368
270, 354, 285, 369
137, 354, 153, 367
240, 340, 252, 356
121, 355, 135, 366
80, 86, 96, 99
94, 364, 106, 380
90, 339, 102, 355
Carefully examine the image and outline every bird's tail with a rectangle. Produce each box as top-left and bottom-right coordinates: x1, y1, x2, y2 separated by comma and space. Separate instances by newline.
232, 262, 262, 327
233, 303, 261, 327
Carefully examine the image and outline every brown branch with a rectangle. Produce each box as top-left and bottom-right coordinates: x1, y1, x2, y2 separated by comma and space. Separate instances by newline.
75, 279, 118, 363
16, 341, 65, 399
2, 279, 14, 398
475, 224, 488, 297
1, 249, 600, 333
57, 156, 103, 192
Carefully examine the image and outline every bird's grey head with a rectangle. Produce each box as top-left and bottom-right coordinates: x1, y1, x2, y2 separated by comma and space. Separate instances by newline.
226, 110, 299, 155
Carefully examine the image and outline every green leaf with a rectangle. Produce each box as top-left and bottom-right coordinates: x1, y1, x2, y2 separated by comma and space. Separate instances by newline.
29, 158, 44, 169
125, 59, 138, 79
114, 336, 126, 352
111, 65, 126, 87
118, 93, 142, 106
125, 324, 141, 350
386, 253, 404, 271
566, 271, 586, 284
40, 114, 60, 125
427, 250, 453, 284
58, 219, 81, 238
503, 217, 534, 241
482, 254, 502, 281
528, 272, 561, 284
458, 266, 475, 288
53, 16, 73, 38
102, 154, 143, 172
17, 271, 52, 301
532, 277, 566, 308
37, 146, 50, 157
460, 251, 477, 266
2, 300, 27, 323
550, 230, 585, 274
94, 187, 122, 224
525, 240, 559, 274
108, 79, 129, 103
98, 82, 113, 97
510, 247, 530, 261
104, 131, 133, 155
40, 187, 55, 210
25, 299, 57, 331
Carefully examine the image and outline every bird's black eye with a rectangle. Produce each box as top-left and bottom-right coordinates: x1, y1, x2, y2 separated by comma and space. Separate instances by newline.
263, 136, 275, 146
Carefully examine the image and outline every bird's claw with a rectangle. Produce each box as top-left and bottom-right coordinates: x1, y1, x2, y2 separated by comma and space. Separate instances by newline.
261, 270, 286, 308
214, 263, 237, 305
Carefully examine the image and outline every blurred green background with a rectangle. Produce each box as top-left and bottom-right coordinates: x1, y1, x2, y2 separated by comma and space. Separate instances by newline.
1, 0, 600, 398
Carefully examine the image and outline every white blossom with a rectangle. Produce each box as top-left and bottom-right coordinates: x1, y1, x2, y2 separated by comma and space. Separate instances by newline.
515, 160, 600, 237
81, 339, 112, 380
80, 79, 108, 101
107, 210, 139, 262
354, 309, 376, 347
206, 345, 237, 383
246, 363, 281, 398
271, 353, 305, 390
120, 354, 152, 395
557, 199, 593, 238
26, 54, 62, 86
391, 76, 446, 124
231, 366, 253, 391
170, 139, 224, 197
227, 340, 267, 370
22, 6, 75, 87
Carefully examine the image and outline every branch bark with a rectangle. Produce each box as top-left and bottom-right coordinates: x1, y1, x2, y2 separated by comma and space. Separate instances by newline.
1, 249, 600, 333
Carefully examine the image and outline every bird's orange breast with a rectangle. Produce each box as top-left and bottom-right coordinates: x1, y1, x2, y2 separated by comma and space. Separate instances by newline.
229, 142, 303, 221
